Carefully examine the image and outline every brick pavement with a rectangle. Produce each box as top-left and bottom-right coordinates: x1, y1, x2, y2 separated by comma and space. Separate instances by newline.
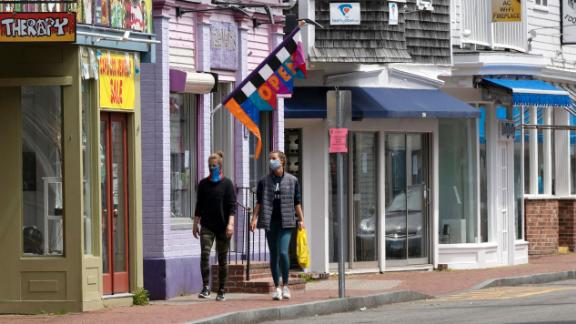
2, 253, 575, 324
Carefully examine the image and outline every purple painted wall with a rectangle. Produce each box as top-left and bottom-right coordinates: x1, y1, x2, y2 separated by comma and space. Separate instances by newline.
142, 5, 284, 300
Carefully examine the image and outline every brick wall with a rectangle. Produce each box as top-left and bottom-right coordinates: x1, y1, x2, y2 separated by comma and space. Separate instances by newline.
525, 199, 559, 255
559, 200, 576, 251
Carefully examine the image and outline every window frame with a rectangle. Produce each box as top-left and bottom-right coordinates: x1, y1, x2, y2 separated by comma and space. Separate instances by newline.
169, 93, 199, 229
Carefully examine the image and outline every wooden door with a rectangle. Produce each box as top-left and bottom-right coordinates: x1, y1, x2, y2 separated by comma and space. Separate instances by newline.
101, 112, 130, 295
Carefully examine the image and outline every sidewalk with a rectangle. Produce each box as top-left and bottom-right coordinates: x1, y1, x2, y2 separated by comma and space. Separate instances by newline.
2, 253, 576, 324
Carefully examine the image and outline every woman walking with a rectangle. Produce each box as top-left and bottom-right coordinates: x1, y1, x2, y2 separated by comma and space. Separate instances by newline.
193, 151, 236, 301
250, 150, 305, 300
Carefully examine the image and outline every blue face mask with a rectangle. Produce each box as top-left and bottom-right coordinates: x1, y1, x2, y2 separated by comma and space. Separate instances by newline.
269, 159, 282, 171
210, 166, 221, 182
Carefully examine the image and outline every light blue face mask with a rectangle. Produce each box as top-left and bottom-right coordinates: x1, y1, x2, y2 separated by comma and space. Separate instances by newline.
269, 159, 282, 171
210, 166, 221, 182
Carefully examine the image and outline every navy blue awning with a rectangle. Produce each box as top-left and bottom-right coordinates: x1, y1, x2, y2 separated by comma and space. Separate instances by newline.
284, 87, 480, 119
481, 78, 571, 107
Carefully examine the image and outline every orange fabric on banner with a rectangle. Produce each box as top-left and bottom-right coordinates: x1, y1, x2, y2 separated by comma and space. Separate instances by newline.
224, 99, 262, 159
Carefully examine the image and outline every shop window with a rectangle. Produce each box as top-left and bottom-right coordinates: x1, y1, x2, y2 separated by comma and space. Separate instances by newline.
478, 106, 488, 242
513, 107, 524, 240
170, 94, 197, 222
571, 115, 576, 195
439, 119, 479, 244
212, 83, 235, 180
249, 112, 273, 191
22, 86, 64, 256
522, 107, 554, 195
535, 0, 548, 6
284, 129, 303, 195
82, 81, 94, 255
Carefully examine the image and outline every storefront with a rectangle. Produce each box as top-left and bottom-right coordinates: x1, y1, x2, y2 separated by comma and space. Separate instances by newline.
141, 1, 287, 299
284, 86, 479, 273
442, 52, 576, 267
0, 5, 154, 314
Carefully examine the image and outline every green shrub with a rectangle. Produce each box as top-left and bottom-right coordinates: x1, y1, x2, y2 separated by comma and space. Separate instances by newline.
133, 287, 150, 306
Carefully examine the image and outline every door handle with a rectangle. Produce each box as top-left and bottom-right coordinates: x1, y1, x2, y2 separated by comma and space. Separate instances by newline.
113, 209, 119, 217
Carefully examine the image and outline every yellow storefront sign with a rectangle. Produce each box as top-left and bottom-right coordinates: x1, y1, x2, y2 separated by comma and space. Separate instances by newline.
99, 51, 135, 110
492, 0, 521, 22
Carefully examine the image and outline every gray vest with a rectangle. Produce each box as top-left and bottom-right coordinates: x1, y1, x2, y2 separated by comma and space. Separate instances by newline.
257, 172, 298, 230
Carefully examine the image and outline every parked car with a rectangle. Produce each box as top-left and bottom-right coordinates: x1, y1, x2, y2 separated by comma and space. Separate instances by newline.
356, 184, 424, 259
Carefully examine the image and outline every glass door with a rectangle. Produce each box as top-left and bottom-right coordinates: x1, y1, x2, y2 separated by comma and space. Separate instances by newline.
385, 133, 430, 266
349, 132, 379, 268
101, 112, 130, 295
329, 132, 379, 269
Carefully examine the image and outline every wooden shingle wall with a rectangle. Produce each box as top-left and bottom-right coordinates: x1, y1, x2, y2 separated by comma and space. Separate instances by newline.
312, 0, 450, 64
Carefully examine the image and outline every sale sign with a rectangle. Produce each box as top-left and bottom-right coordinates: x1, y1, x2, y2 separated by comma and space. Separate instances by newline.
99, 51, 136, 110
0, 12, 76, 43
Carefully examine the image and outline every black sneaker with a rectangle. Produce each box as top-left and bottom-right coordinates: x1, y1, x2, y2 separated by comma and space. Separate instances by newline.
198, 286, 211, 299
215, 289, 226, 301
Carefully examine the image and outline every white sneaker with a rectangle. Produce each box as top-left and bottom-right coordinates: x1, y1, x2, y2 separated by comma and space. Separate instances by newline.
272, 287, 282, 300
282, 286, 291, 300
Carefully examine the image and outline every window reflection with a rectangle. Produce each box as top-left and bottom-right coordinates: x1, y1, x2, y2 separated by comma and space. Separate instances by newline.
22, 86, 64, 256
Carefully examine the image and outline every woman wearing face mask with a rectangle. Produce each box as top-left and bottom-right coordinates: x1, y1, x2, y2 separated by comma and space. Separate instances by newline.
193, 151, 236, 302
250, 150, 305, 301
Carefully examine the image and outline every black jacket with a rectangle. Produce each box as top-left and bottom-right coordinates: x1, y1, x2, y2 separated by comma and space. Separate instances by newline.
194, 177, 236, 232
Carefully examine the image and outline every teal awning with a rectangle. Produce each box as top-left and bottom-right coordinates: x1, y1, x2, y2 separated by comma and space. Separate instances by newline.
482, 78, 571, 107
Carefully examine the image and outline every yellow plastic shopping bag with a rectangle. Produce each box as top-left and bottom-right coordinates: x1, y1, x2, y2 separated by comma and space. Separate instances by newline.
296, 228, 310, 269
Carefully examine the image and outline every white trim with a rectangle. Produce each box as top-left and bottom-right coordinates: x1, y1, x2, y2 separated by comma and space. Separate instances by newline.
533, 4, 549, 13
509, 88, 569, 96
524, 194, 576, 200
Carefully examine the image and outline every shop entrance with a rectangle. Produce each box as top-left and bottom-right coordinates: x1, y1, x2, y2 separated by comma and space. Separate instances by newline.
329, 132, 379, 269
100, 112, 130, 295
384, 133, 431, 266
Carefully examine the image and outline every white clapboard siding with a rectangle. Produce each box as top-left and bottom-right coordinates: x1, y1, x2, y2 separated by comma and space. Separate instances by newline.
169, 12, 196, 72
458, 0, 527, 51
527, 0, 576, 69
247, 25, 271, 73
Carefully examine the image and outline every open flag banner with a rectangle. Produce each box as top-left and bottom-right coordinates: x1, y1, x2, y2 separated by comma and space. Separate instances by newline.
222, 26, 307, 159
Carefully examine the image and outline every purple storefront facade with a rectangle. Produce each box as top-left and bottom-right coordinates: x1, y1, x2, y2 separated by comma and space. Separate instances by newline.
141, 0, 286, 299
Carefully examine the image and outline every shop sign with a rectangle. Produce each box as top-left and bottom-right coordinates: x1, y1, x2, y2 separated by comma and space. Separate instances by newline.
329, 128, 349, 153
389, 2, 399, 26
0, 12, 76, 43
99, 51, 136, 110
330, 3, 361, 25
562, 0, 576, 44
210, 21, 238, 71
492, 0, 522, 22
499, 120, 515, 141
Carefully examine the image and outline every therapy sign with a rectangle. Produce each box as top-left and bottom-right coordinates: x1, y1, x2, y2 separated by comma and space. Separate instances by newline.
99, 51, 136, 110
0, 12, 76, 42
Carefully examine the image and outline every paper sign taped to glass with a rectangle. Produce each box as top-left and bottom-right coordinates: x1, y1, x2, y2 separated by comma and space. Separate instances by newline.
98, 50, 136, 110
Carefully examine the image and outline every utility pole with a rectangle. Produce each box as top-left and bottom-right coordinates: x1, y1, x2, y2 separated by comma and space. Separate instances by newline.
327, 89, 351, 298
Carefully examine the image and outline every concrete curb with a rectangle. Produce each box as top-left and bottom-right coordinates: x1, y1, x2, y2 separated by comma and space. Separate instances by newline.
188, 269, 576, 324
186, 290, 432, 324
472, 270, 576, 290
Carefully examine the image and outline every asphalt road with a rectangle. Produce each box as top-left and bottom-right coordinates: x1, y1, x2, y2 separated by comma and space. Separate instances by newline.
264, 280, 576, 324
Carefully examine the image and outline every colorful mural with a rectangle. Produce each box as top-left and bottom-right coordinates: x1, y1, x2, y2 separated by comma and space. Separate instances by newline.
83, 0, 151, 32
0, 0, 153, 34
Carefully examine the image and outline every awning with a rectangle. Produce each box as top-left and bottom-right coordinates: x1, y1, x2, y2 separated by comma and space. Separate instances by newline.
284, 87, 480, 119
170, 69, 217, 94
481, 78, 571, 107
